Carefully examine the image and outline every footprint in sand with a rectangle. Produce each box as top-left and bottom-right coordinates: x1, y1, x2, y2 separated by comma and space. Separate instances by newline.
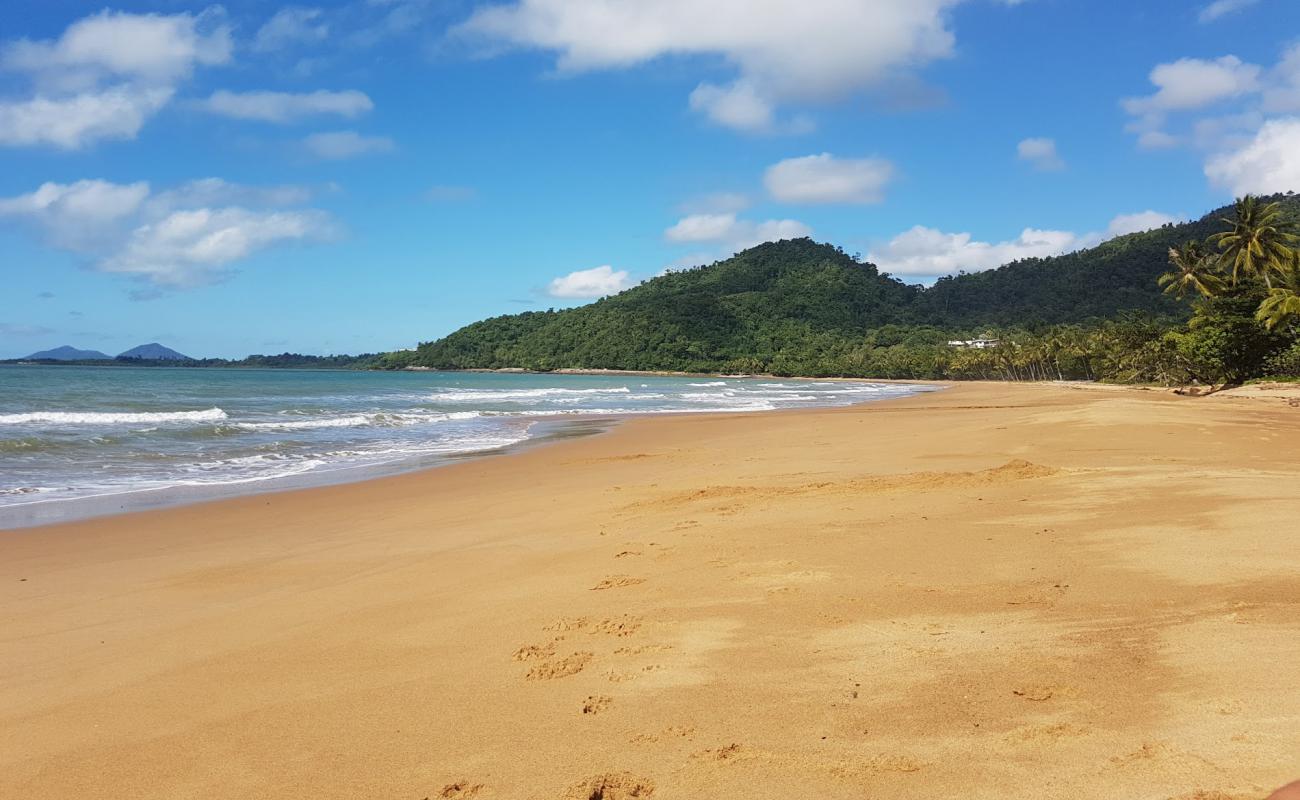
691, 743, 745, 762
512, 642, 556, 662
1012, 686, 1055, 702
560, 773, 655, 799
629, 725, 695, 744
588, 615, 643, 637
591, 575, 646, 590
582, 695, 613, 715
435, 781, 484, 799
524, 652, 593, 680
614, 550, 642, 558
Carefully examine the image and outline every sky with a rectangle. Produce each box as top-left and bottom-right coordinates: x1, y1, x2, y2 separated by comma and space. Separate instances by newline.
2, 0, 1300, 359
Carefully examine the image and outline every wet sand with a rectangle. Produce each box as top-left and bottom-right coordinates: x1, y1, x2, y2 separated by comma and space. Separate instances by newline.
2, 382, 1298, 799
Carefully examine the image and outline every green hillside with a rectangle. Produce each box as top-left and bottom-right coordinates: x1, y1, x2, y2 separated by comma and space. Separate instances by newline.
404, 194, 1300, 380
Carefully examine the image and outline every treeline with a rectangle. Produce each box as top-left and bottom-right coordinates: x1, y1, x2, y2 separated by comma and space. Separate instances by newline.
396, 193, 1300, 385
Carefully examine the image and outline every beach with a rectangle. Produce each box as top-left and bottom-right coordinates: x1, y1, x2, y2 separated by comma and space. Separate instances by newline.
2, 381, 1298, 799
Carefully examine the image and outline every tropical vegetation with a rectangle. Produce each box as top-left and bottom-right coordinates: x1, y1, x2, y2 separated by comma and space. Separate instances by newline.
398, 194, 1300, 386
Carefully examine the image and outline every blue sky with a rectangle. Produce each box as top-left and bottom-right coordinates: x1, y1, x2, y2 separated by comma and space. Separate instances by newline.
2, 0, 1300, 358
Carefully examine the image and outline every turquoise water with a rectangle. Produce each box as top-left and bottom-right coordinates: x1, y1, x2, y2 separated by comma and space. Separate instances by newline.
0, 365, 934, 525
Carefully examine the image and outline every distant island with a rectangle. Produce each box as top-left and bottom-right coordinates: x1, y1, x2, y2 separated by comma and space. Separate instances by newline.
9, 345, 387, 370
117, 343, 192, 361
23, 345, 114, 361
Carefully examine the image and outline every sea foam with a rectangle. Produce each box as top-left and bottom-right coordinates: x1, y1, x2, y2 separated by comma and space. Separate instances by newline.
0, 408, 229, 425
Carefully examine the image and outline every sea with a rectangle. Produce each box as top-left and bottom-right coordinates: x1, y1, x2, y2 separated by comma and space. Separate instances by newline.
0, 365, 936, 527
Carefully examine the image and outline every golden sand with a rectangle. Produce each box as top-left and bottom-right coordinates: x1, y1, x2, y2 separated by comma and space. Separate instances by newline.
2, 382, 1298, 799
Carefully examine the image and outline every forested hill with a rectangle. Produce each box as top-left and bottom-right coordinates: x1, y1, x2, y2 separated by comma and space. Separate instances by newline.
406, 194, 1300, 374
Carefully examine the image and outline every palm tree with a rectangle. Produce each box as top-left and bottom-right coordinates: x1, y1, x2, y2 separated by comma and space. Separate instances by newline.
1158, 239, 1224, 299
1208, 195, 1298, 288
1255, 254, 1300, 332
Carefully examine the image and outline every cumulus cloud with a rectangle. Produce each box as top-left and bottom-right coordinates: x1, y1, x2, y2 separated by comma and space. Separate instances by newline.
1124, 56, 1260, 117
453, 0, 983, 131
1106, 210, 1178, 237
103, 207, 331, 287
0, 178, 333, 289
1120, 47, 1300, 192
302, 130, 395, 159
867, 210, 1178, 278
764, 153, 894, 204
0, 179, 150, 251
664, 212, 812, 254
868, 226, 1079, 277
1204, 117, 1300, 195
0, 8, 230, 149
1198, 0, 1259, 23
1, 8, 231, 87
1016, 137, 1065, 171
0, 86, 173, 149
547, 265, 632, 298
252, 7, 330, 53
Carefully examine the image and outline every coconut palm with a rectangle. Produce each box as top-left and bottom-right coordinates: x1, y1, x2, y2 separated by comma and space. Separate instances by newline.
1158, 239, 1224, 299
1208, 195, 1298, 288
1255, 255, 1300, 332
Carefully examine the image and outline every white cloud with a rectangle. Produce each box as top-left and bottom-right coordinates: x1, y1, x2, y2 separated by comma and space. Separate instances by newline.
868, 209, 1181, 278
0, 86, 172, 149
454, 0, 977, 131
547, 265, 632, 298
253, 7, 330, 53
1204, 117, 1300, 196
202, 90, 373, 123
664, 212, 811, 252
0, 178, 334, 289
1198, 0, 1259, 23
103, 207, 331, 287
0, 179, 150, 250
868, 226, 1079, 277
2, 8, 231, 88
764, 153, 894, 204
1016, 137, 1064, 171
665, 213, 745, 243
0, 9, 230, 149
1263, 43, 1300, 113
689, 80, 774, 132
1123, 56, 1260, 117
302, 130, 395, 159
1106, 210, 1177, 237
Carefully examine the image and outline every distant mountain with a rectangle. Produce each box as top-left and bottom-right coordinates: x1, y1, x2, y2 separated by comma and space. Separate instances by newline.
117, 343, 192, 361
24, 345, 112, 361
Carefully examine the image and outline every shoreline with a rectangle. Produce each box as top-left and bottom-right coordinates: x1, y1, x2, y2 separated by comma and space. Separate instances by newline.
2, 382, 1297, 798
0, 377, 942, 532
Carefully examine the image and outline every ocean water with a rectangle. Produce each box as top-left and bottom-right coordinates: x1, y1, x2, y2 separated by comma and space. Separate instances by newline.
0, 366, 934, 526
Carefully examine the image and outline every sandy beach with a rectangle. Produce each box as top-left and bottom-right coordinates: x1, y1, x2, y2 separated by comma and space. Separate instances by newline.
2, 381, 1298, 799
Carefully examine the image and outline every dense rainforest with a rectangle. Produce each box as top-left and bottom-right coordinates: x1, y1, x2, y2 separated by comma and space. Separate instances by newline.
398, 194, 1300, 384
